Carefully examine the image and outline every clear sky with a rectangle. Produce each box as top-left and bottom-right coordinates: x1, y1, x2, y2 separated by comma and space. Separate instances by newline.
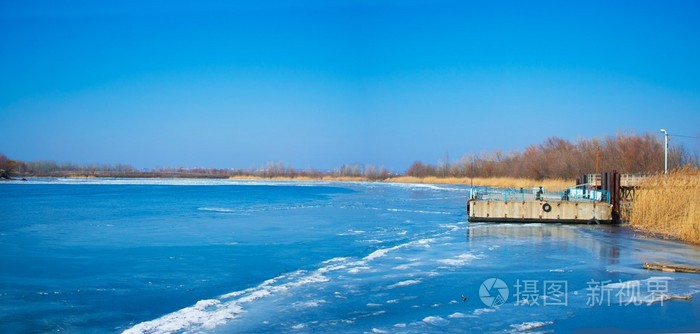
1, 0, 699, 171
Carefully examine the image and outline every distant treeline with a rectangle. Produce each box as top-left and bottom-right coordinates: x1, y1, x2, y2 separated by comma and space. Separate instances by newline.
408, 133, 697, 179
0, 154, 393, 180
1, 132, 697, 181
229, 162, 392, 180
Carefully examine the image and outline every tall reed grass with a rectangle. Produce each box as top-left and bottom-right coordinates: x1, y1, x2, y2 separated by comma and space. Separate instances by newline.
229, 174, 574, 191
228, 175, 371, 182
385, 176, 573, 191
629, 168, 700, 244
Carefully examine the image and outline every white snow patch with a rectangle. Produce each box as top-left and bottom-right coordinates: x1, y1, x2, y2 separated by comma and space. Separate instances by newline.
387, 279, 422, 289
509, 321, 553, 332
237, 289, 271, 303
318, 263, 348, 273
198, 207, 235, 213
125, 260, 336, 333
473, 308, 496, 316
437, 253, 482, 266
364, 248, 393, 261
322, 257, 350, 264
293, 299, 326, 308
393, 263, 412, 270
422, 316, 449, 327
291, 323, 306, 330
122, 299, 243, 334
363, 238, 436, 261
347, 266, 371, 274
439, 224, 461, 231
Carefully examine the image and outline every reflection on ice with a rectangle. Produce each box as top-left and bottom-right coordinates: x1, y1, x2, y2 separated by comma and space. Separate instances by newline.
468, 223, 624, 265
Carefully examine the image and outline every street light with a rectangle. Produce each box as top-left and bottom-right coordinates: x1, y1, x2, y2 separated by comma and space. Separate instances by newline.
660, 129, 668, 174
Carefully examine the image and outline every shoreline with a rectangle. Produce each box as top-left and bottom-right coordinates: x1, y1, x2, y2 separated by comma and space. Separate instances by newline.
9, 174, 699, 246
235, 175, 575, 191
9, 174, 575, 191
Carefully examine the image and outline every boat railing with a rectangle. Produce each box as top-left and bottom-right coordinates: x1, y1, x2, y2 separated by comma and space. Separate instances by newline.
469, 186, 610, 204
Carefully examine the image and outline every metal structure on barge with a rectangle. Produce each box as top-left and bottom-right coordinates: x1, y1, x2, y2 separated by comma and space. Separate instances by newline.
467, 171, 638, 224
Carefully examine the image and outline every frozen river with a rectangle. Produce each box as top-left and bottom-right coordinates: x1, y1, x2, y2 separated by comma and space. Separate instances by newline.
1, 179, 698, 333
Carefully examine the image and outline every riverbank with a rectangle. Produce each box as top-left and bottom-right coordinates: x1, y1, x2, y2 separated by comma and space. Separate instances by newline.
227, 175, 370, 182
385, 176, 573, 191
229, 175, 574, 191
5, 174, 575, 191
630, 168, 700, 245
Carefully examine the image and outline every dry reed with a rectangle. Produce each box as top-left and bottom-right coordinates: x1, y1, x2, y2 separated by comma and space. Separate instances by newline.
385, 176, 573, 191
629, 167, 700, 244
228, 175, 371, 182
228, 174, 574, 190
229, 175, 575, 191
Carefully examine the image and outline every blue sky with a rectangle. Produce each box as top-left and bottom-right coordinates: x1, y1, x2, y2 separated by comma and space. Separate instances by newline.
1, 0, 699, 171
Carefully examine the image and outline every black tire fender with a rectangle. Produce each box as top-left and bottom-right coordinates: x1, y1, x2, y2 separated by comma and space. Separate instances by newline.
542, 203, 552, 213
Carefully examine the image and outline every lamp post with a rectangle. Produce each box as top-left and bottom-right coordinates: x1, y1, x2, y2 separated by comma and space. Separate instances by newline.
660, 129, 668, 174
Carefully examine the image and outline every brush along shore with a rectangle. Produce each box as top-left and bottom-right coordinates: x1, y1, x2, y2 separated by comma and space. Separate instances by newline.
228, 175, 573, 191
630, 168, 700, 245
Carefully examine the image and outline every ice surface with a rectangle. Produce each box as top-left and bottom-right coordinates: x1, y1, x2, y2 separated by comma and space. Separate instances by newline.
5, 180, 700, 333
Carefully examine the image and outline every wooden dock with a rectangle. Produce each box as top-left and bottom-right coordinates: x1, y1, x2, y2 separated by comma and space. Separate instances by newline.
643, 262, 700, 274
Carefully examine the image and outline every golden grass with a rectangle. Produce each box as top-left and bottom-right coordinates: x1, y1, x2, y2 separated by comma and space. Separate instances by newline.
229, 175, 297, 181
228, 175, 574, 190
629, 167, 700, 245
385, 176, 574, 191
228, 175, 370, 182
